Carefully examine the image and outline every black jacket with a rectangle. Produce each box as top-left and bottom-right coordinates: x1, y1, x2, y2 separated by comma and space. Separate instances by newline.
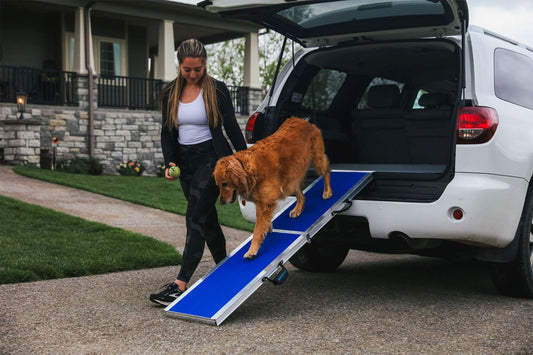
160, 79, 247, 167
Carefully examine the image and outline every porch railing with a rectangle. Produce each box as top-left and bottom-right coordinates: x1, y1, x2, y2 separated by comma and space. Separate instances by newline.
0, 65, 255, 114
0, 66, 78, 106
97, 75, 163, 110
227, 85, 250, 115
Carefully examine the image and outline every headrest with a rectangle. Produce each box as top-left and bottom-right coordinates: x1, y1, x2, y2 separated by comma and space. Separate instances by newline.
419, 93, 445, 108
367, 85, 400, 108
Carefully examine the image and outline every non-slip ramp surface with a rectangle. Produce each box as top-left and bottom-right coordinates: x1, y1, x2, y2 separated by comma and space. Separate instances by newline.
165, 170, 373, 325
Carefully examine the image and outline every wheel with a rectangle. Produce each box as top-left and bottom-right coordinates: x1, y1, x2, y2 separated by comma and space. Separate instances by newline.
289, 243, 349, 272
490, 186, 533, 298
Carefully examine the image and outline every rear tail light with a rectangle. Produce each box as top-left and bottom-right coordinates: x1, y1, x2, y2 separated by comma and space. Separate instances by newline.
245, 112, 261, 144
456, 107, 499, 144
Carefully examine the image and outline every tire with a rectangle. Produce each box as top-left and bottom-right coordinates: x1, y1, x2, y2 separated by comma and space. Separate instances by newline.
289, 243, 349, 272
490, 186, 533, 299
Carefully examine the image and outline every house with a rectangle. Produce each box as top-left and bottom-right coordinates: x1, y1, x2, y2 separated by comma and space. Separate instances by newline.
0, 0, 263, 173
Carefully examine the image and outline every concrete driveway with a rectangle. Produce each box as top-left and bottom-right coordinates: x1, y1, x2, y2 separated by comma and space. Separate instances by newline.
1, 165, 532, 354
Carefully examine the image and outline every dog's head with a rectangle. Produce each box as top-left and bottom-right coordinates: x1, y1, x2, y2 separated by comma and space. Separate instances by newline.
213, 155, 248, 205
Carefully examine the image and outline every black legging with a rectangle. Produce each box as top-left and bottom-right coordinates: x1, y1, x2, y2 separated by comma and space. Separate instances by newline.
176, 140, 226, 283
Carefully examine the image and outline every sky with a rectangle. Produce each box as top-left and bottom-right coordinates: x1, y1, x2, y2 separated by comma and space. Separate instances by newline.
467, 0, 533, 47
173, 0, 533, 48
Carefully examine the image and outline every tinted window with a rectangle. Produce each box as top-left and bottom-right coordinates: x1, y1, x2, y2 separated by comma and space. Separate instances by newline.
412, 89, 428, 109
301, 69, 346, 111
278, 0, 445, 29
494, 48, 533, 110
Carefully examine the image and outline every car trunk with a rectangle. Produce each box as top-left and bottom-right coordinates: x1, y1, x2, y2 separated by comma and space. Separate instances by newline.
273, 39, 461, 202
202, 0, 467, 203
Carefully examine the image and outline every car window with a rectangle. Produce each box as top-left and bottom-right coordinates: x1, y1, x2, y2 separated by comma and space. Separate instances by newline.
494, 48, 533, 110
412, 89, 429, 109
357, 78, 404, 109
277, 0, 447, 29
301, 69, 347, 111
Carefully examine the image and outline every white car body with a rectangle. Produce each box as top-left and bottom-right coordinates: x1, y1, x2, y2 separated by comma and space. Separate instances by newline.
204, 0, 533, 296
238, 24, 533, 249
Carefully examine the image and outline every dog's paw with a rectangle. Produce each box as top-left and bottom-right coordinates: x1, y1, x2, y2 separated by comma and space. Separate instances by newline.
323, 189, 333, 199
243, 250, 257, 260
289, 209, 301, 218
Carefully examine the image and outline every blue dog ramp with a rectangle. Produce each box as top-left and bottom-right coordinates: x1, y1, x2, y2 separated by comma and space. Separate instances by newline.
165, 170, 373, 325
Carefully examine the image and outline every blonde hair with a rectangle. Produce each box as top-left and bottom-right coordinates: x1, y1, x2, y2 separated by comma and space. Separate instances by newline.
161, 39, 221, 130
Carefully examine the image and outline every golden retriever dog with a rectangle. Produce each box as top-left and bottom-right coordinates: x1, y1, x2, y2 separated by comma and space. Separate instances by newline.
213, 117, 333, 259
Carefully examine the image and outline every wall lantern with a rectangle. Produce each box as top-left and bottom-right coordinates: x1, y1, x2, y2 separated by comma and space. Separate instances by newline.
16, 91, 27, 119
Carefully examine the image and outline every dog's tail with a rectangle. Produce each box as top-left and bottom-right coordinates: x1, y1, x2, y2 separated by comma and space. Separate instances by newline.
310, 124, 331, 176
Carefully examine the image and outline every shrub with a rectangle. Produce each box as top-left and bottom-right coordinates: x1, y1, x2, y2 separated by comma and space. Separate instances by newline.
56, 157, 104, 175
156, 161, 166, 178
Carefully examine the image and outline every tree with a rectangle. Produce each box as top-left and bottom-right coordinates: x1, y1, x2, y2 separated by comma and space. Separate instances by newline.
206, 31, 301, 95
206, 38, 245, 87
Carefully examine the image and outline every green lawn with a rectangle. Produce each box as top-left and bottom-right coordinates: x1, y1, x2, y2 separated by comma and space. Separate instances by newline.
13, 165, 254, 232
0, 195, 181, 284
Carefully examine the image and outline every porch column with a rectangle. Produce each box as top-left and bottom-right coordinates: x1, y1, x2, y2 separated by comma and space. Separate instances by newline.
243, 32, 261, 89
73, 7, 94, 75
154, 20, 177, 82
73, 8, 86, 74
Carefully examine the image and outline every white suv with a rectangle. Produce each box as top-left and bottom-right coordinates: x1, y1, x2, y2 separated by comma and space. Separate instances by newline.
203, 0, 533, 298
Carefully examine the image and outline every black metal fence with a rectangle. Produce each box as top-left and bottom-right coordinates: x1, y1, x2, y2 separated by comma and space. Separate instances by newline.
0, 66, 79, 106
97, 75, 163, 110
0, 65, 253, 113
227, 85, 250, 115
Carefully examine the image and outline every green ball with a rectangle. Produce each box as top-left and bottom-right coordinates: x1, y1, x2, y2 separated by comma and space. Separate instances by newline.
169, 166, 181, 178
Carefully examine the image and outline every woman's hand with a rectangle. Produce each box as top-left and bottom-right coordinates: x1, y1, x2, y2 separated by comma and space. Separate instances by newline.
165, 162, 178, 181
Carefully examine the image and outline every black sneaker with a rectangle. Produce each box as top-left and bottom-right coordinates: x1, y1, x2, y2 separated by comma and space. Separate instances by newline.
150, 282, 184, 306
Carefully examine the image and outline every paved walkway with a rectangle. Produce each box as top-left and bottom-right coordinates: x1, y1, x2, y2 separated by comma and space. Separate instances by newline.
0, 164, 250, 354
0, 165, 249, 252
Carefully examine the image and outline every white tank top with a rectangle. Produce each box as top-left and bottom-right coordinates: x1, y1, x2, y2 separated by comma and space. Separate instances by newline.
177, 91, 213, 145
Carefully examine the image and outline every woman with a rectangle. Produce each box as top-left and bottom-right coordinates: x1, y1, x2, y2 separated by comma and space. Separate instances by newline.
150, 39, 247, 306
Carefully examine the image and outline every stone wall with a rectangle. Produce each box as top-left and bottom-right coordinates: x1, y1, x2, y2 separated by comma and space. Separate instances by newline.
0, 76, 261, 175
0, 119, 41, 165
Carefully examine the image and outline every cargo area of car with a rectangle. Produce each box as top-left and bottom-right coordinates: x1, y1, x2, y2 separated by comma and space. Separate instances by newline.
272, 40, 462, 202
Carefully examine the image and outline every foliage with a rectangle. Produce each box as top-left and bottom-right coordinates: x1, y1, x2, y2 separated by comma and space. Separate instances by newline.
156, 161, 166, 178
56, 157, 104, 175
207, 31, 302, 95
118, 159, 146, 176
207, 38, 245, 86
258, 31, 302, 95
0, 195, 180, 284
14, 166, 254, 232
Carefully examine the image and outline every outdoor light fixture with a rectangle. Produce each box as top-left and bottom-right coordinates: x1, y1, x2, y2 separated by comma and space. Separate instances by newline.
16, 91, 27, 119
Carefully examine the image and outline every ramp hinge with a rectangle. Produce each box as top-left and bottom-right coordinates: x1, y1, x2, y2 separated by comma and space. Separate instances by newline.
262, 262, 289, 286
332, 200, 352, 215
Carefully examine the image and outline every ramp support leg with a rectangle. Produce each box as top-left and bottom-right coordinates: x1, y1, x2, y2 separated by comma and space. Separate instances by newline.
262, 263, 289, 285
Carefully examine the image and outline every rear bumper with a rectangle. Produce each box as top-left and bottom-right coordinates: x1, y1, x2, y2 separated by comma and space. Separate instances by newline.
348, 173, 527, 248
239, 173, 528, 249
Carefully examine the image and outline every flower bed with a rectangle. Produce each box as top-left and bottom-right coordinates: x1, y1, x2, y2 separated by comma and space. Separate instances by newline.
118, 160, 145, 176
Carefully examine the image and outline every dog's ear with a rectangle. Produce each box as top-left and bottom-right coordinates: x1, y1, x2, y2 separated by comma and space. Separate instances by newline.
227, 156, 249, 193
212, 159, 224, 186
241, 155, 257, 193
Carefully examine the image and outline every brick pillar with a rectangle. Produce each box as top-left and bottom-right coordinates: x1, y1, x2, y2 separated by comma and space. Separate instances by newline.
75, 75, 97, 110
248, 88, 264, 115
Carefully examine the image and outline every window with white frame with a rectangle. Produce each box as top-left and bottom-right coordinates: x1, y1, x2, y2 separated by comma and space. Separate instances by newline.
63, 34, 126, 76
93, 36, 127, 77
